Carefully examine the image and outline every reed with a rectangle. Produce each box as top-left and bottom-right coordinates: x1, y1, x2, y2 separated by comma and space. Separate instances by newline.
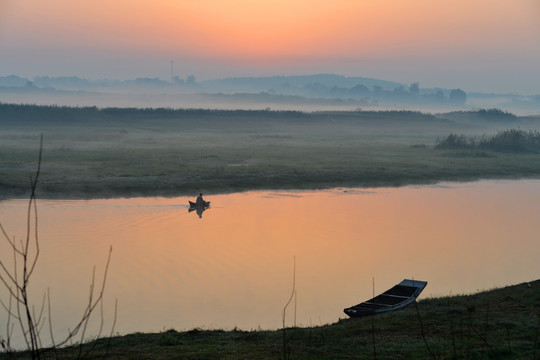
281, 256, 296, 360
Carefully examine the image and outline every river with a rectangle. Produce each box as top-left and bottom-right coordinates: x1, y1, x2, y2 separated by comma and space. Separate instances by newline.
1, 180, 539, 346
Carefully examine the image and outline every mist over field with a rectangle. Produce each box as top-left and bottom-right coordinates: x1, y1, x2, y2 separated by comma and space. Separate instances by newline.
1, 73, 539, 115
1, 102, 540, 200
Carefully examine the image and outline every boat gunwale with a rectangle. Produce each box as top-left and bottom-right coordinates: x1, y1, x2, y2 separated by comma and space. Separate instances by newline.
344, 279, 427, 318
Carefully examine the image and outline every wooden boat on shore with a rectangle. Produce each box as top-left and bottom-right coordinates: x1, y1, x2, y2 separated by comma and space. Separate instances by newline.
344, 279, 427, 318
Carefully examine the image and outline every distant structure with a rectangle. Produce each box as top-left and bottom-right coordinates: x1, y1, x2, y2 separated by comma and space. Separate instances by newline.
170, 60, 174, 83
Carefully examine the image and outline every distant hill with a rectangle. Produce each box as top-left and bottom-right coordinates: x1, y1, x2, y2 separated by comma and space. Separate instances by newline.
201, 74, 403, 93
1, 73, 539, 114
0, 75, 29, 87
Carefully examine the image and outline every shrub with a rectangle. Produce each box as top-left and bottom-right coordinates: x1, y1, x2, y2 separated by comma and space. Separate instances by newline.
436, 129, 540, 153
480, 129, 540, 153
434, 133, 476, 149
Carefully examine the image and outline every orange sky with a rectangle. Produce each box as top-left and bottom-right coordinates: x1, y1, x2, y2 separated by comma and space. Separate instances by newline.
1, 0, 539, 92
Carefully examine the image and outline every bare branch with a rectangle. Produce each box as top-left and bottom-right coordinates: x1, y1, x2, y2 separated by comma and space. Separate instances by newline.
1, 294, 14, 353
0, 224, 25, 256
282, 256, 296, 328
15, 292, 31, 351
0, 272, 19, 300
103, 299, 119, 358
1, 136, 114, 358
26, 193, 40, 281
54, 246, 113, 348
47, 288, 57, 350
23, 136, 42, 289
0, 292, 20, 320
33, 293, 47, 336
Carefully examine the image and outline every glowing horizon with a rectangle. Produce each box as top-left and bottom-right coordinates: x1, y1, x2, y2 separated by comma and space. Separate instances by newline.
1, 0, 539, 93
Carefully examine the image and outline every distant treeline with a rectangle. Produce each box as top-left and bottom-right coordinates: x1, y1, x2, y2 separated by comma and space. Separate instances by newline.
439, 108, 518, 122
0, 103, 308, 123
0, 103, 439, 123
436, 129, 540, 153
1, 103, 525, 127
300, 82, 467, 105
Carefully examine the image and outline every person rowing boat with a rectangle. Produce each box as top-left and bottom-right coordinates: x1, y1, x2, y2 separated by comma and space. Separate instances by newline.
196, 193, 205, 206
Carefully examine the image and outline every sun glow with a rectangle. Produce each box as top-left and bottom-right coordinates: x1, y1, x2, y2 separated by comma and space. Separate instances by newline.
8, 0, 536, 60
1, 0, 539, 91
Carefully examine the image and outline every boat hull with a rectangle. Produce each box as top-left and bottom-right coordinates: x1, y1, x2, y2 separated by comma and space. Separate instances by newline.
189, 200, 210, 208
344, 279, 427, 318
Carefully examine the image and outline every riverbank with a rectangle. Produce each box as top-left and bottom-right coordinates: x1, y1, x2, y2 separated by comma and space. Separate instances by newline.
2, 105, 540, 200
5, 153, 540, 200
6, 279, 539, 359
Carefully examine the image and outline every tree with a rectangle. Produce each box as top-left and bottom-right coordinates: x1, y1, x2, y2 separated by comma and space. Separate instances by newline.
409, 82, 420, 98
172, 76, 185, 84
449, 88, 467, 105
349, 84, 370, 96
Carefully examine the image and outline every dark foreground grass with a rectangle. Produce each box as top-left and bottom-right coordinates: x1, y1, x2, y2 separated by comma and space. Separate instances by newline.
5, 280, 538, 360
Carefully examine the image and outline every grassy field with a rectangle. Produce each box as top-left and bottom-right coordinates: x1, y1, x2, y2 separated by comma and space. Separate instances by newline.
4, 280, 539, 359
2, 104, 540, 199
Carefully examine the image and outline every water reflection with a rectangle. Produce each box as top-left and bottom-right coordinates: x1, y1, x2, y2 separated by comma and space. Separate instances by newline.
188, 193, 211, 218
0, 180, 539, 342
188, 205, 209, 218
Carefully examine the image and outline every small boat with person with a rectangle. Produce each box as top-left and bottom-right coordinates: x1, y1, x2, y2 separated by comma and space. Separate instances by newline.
188, 193, 211, 218
189, 200, 210, 208
189, 193, 210, 209
344, 279, 427, 318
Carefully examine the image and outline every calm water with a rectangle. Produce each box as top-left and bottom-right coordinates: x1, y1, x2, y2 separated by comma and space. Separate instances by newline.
1, 180, 539, 345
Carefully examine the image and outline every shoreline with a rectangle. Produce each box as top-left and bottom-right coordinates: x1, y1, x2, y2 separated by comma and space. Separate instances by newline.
2, 172, 540, 201
7, 279, 539, 359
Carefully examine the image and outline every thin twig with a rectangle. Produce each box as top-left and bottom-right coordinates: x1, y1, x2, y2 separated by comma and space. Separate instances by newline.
47, 288, 58, 359
282, 256, 296, 328
415, 300, 436, 360
54, 247, 113, 348
104, 299, 119, 358
282, 256, 296, 360
2, 293, 14, 353
371, 277, 376, 360
0, 224, 25, 256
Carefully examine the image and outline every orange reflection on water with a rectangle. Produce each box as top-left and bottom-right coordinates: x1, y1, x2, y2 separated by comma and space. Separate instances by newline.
1, 180, 539, 341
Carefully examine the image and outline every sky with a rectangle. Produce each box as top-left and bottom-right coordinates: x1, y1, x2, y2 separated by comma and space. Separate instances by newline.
1, 0, 539, 94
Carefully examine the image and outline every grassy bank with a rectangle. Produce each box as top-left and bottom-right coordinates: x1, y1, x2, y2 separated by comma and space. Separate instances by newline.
2, 105, 540, 199
4, 280, 538, 359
